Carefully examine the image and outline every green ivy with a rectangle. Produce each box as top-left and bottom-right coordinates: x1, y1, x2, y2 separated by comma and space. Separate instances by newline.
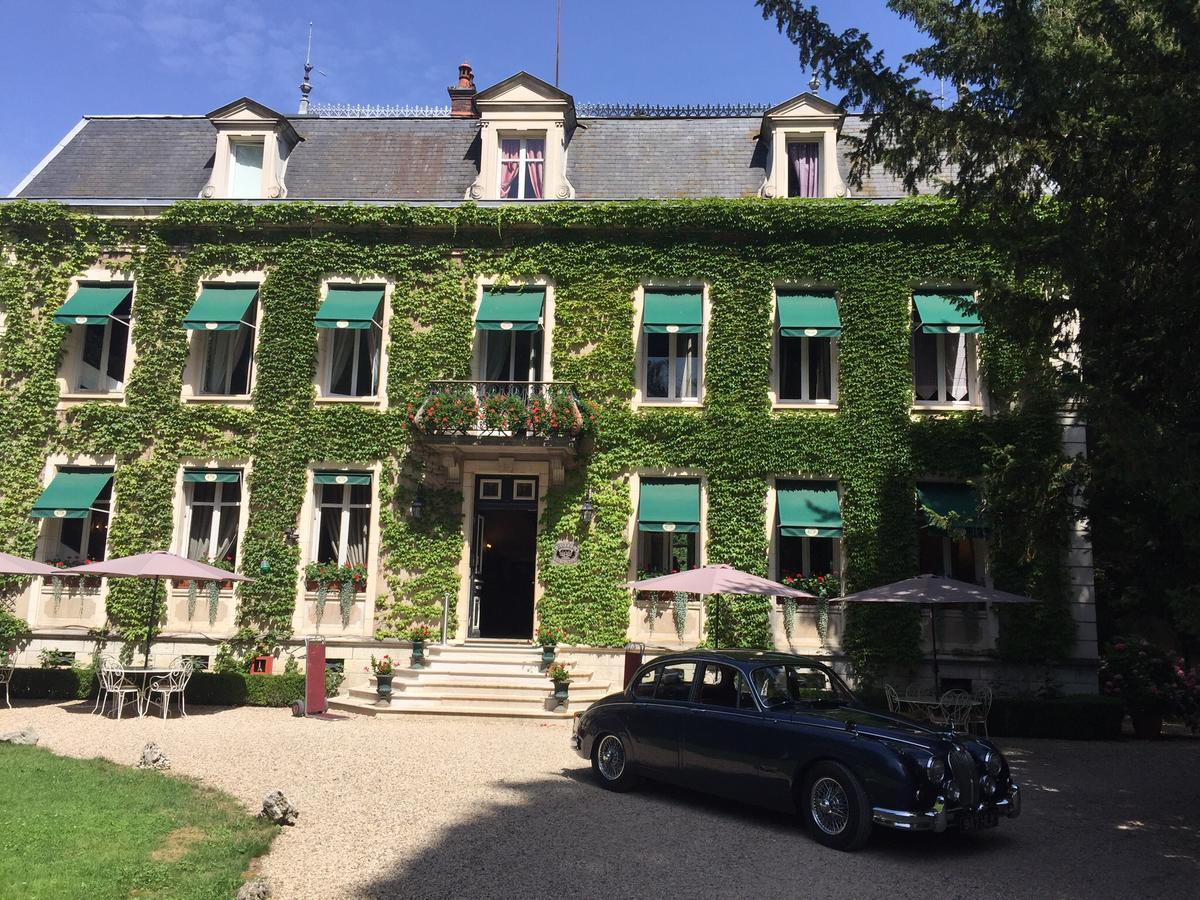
0, 198, 1074, 678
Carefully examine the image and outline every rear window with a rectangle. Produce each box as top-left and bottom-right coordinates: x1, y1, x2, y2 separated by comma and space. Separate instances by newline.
655, 662, 697, 701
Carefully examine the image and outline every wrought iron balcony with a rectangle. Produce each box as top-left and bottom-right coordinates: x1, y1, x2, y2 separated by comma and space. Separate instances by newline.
410, 380, 597, 444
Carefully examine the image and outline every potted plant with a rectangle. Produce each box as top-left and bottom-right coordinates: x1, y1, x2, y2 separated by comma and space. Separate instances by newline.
547, 660, 573, 705
535, 625, 566, 667
481, 391, 528, 434
1101, 637, 1200, 738
408, 384, 480, 435
368, 654, 396, 703
526, 386, 583, 437
408, 623, 433, 668
781, 572, 842, 645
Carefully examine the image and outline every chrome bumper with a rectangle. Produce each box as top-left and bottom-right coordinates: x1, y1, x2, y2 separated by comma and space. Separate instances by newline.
874, 784, 1020, 832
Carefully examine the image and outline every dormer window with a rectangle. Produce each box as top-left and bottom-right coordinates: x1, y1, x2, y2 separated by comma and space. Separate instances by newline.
786, 142, 821, 198
201, 98, 301, 200
228, 140, 265, 198
759, 92, 847, 200
500, 137, 546, 199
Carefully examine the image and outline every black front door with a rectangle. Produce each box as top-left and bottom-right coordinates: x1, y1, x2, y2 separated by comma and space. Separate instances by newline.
469, 476, 538, 639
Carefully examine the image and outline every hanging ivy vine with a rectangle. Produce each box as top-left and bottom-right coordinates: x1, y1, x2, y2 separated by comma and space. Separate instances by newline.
0, 198, 1074, 678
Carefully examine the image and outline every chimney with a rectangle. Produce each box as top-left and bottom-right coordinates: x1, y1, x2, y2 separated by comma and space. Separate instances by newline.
448, 61, 478, 118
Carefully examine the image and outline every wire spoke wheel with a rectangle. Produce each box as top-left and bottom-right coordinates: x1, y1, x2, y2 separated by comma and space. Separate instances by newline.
810, 776, 850, 835
597, 735, 626, 781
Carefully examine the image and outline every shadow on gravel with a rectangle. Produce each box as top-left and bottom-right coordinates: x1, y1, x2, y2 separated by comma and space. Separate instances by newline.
363, 767, 1013, 900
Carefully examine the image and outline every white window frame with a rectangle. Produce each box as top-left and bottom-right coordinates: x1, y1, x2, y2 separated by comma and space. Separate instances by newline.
198, 305, 257, 397
322, 324, 381, 398
479, 328, 542, 383
497, 135, 547, 200
775, 333, 839, 404
227, 138, 266, 198
776, 535, 841, 578
313, 479, 372, 566
913, 331, 980, 406
478, 478, 503, 500
639, 530, 699, 574
924, 533, 987, 584
182, 477, 242, 564
44, 470, 112, 564
784, 140, 822, 198
513, 479, 537, 501
645, 331, 702, 402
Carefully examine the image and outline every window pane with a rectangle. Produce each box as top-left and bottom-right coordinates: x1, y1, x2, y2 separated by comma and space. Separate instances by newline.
78, 324, 106, 390
913, 332, 940, 401
809, 537, 835, 575
58, 519, 84, 560
918, 532, 946, 575
779, 336, 803, 400
949, 537, 977, 583
500, 139, 521, 199
675, 333, 699, 399
944, 334, 970, 402
808, 337, 832, 400
514, 330, 534, 383
201, 330, 235, 394
214, 504, 240, 566
484, 330, 513, 382
523, 138, 545, 199
777, 534, 805, 579
229, 142, 264, 198
646, 333, 669, 398
187, 503, 215, 560
105, 320, 129, 388
220, 479, 242, 504
787, 143, 820, 198
328, 330, 356, 396
349, 483, 371, 506
353, 329, 376, 396
317, 502, 342, 564
89, 513, 109, 561
345, 507, 369, 565
655, 662, 697, 701
320, 484, 343, 505
671, 532, 697, 570
633, 666, 659, 698
697, 664, 741, 708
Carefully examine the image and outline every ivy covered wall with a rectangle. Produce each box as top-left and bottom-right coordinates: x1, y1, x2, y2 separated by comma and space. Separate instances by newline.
0, 198, 1076, 676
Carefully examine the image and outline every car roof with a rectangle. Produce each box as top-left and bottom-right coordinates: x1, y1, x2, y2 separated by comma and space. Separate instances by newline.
646, 649, 825, 668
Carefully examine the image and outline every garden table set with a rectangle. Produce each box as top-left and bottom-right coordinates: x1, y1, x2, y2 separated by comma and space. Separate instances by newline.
886, 684, 993, 735
95, 657, 194, 719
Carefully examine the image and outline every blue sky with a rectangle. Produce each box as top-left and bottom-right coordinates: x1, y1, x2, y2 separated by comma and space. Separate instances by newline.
1, 1, 927, 193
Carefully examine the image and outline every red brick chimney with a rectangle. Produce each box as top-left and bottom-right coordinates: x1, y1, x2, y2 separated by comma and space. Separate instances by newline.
448, 62, 478, 118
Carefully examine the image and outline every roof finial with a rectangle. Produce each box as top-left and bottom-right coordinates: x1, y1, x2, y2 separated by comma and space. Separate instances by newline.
298, 22, 314, 114
809, 70, 820, 93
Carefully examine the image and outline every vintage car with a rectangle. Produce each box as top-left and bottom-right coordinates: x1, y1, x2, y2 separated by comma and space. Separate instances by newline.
571, 650, 1020, 850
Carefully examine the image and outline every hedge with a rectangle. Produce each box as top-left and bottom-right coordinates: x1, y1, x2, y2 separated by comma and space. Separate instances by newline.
5, 667, 344, 708
986, 695, 1125, 740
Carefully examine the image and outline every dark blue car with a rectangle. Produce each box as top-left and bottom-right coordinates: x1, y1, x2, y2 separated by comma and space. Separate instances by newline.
571, 650, 1021, 850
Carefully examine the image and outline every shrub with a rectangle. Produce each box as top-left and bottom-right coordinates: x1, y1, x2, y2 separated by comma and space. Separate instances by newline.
1101, 636, 1200, 729
8, 666, 97, 700
0, 608, 31, 650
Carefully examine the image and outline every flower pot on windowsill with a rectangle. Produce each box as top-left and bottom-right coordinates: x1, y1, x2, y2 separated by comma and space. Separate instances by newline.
305, 580, 367, 594
174, 578, 233, 591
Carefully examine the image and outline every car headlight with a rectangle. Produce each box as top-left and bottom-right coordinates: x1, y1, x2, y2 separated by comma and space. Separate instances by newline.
981, 774, 996, 796
984, 750, 1002, 776
925, 756, 947, 784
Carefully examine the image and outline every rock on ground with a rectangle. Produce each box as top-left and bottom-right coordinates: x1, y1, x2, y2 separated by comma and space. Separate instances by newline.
136, 741, 171, 770
237, 877, 272, 899
0, 728, 38, 745
260, 790, 299, 826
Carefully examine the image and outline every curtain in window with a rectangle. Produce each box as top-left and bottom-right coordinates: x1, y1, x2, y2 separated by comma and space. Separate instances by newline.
346, 507, 369, 565
188, 503, 215, 560
228, 323, 253, 394
354, 328, 380, 396
913, 332, 939, 401
524, 139, 545, 199
328, 330, 357, 395
675, 334, 699, 398
500, 140, 520, 198
202, 331, 233, 394
788, 143, 820, 198
946, 333, 970, 402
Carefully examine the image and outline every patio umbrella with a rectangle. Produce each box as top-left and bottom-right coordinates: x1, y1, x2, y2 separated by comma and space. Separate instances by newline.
67, 551, 252, 667
834, 575, 1039, 691
0, 551, 62, 577
625, 564, 814, 650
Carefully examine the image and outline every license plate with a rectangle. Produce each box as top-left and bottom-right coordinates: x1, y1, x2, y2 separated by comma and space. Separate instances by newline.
960, 809, 999, 831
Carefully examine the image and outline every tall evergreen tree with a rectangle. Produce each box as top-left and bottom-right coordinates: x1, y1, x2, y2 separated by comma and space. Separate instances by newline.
757, 1, 1200, 652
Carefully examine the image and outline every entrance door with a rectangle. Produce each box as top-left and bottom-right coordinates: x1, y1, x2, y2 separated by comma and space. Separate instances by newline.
469, 476, 538, 639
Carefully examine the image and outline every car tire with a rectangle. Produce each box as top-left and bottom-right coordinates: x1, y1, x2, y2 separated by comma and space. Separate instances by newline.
800, 761, 873, 851
592, 733, 638, 792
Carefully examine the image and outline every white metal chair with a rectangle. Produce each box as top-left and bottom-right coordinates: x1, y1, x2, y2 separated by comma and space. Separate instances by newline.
930, 689, 975, 733
884, 683, 900, 713
0, 659, 13, 708
145, 658, 193, 719
98, 658, 142, 719
969, 685, 993, 736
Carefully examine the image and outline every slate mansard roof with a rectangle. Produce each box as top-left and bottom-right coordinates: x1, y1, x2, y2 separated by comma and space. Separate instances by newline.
14, 110, 927, 203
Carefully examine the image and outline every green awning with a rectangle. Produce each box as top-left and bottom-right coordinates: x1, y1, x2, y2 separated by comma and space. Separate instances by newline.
476, 289, 545, 332
913, 292, 984, 334
31, 471, 113, 519
183, 287, 257, 332
315, 288, 384, 330
777, 482, 843, 538
183, 470, 241, 484
53, 286, 132, 325
638, 479, 700, 533
643, 291, 702, 334
917, 482, 988, 537
313, 472, 372, 486
778, 294, 841, 338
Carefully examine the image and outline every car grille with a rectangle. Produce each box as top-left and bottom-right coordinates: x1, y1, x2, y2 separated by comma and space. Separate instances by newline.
949, 748, 979, 808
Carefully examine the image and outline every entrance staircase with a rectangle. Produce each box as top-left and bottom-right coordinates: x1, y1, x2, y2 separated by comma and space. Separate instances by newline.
328, 641, 612, 719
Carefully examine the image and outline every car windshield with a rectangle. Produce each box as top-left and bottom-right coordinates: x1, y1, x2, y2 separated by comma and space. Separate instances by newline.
750, 664, 856, 709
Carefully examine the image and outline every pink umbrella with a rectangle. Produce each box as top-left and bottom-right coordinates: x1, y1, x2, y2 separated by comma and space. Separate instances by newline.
67, 551, 252, 667
625, 564, 814, 649
0, 551, 63, 577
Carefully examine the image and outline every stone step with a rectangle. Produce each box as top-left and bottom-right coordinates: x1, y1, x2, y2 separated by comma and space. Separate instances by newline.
348, 682, 609, 701
329, 697, 575, 719
365, 679, 608, 696
365, 667, 595, 685
348, 687, 603, 705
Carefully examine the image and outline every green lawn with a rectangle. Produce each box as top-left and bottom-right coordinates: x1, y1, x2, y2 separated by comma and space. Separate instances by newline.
0, 744, 276, 900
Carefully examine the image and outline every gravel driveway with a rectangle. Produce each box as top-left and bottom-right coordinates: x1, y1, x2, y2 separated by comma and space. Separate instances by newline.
3, 702, 1197, 899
